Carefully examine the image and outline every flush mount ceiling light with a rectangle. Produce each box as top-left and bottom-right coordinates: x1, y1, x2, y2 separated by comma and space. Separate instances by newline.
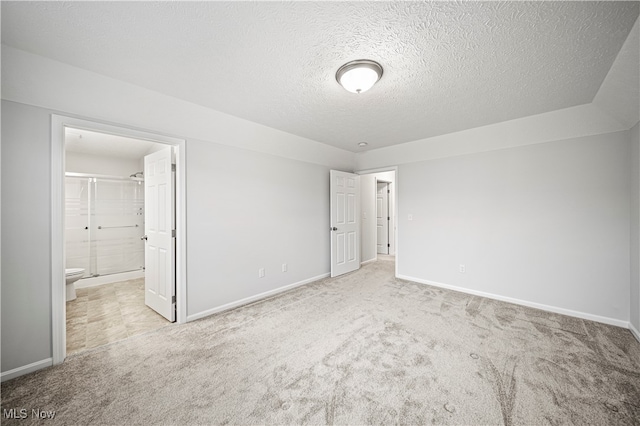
336, 60, 383, 94
358, 142, 368, 147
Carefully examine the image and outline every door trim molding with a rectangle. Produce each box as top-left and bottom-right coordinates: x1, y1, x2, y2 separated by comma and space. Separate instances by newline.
376, 181, 390, 255
630, 322, 640, 344
51, 115, 187, 365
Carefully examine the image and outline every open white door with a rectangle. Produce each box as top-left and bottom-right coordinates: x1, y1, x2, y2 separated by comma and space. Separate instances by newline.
376, 182, 389, 254
330, 170, 360, 277
143, 147, 176, 321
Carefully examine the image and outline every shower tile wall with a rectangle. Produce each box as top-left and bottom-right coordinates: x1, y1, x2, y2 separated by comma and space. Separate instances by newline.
65, 176, 145, 277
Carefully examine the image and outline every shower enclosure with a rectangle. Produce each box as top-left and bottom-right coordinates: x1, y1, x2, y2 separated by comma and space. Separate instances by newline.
65, 173, 145, 279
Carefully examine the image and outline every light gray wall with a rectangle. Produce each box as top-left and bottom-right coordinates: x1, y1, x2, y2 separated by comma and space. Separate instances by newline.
187, 141, 330, 315
2, 46, 354, 172
398, 131, 631, 323
355, 104, 628, 171
630, 122, 640, 332
0, 100, 339, 374
2, 46, 355, 376
1, 102, 53, 371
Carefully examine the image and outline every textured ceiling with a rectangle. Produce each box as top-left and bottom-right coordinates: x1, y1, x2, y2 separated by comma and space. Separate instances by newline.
2, 1, 639, 152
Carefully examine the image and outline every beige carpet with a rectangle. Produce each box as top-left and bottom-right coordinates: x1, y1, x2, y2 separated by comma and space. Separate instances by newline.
2, 261, 639, 425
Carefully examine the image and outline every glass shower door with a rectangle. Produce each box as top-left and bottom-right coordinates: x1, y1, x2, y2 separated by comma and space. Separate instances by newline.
93, 178, 145, 276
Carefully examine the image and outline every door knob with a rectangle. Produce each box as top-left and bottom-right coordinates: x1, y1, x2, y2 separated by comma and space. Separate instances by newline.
330, 227, 338, 231
141, 235, 148, 241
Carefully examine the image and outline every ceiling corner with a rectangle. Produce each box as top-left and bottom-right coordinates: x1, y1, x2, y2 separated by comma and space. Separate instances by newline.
592, 16, 640, 129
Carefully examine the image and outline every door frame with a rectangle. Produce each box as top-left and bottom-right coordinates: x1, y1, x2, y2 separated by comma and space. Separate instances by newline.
356, 166, 399, 279
376, 180, 390, 255
51, 115, 187, 365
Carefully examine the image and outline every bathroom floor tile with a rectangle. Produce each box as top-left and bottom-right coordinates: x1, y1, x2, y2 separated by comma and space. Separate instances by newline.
66, 301, 88, 314
119, 303, 152, 316
86, 325, 129, 349
67, 337, 87, 355
88, 289, 116, 302
66, 316, 88, 328
75, 288, 89, 297
66, 277, 170, 355
87, 313, 125, 330
87, 301, 121, 320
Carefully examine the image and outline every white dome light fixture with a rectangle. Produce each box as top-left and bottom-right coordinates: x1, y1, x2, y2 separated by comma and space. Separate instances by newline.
336, 60, 383, 94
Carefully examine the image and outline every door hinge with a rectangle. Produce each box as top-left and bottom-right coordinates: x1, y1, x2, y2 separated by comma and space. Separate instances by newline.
388, 243, 390, 247
387, 217, 390, 220
172, 295, 176, 303
171, 163, 176, 172
171, 229, 176, 238
387, 189, 390, 193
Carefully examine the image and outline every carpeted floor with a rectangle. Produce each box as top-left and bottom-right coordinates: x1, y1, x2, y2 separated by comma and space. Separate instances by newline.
2, 260, 639, 425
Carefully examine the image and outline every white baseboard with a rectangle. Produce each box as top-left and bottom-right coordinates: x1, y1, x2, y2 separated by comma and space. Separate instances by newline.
361, 258, 376, 265
187, 273, 330, 322
397, 274, 629, 328
630, 322, 640, 343
1, 358, 52, 382
75, 270, 144, 289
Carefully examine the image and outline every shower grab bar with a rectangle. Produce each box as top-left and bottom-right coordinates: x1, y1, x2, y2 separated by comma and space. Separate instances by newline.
97, 225, 139, 229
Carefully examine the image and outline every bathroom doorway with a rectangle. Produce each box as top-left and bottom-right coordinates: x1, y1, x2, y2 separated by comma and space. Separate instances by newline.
51, 115, 187, 364
64, 127, 173, 355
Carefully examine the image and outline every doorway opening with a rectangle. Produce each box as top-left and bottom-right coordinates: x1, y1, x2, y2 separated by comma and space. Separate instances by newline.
358, 169, 397, 267
376, 181, 391, 255
51, 115, 186, 364
328, 167, 398, 278
64, 127, 174, 355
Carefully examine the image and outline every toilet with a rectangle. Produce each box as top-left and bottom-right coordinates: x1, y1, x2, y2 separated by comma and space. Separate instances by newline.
65, 268, 85, 301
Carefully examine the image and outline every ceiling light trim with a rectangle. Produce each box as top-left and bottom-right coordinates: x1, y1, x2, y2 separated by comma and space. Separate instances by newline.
336, 59, 383, 94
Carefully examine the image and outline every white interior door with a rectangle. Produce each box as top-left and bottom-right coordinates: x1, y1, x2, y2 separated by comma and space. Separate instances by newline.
144, 147, 175, 321
377, 182, 389, 254
330, 170, 360, 277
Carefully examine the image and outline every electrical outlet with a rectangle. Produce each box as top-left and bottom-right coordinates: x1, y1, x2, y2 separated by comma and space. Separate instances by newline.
459, 264, 466, 273
258, 268, 265, 278
282, 263, 287, 272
